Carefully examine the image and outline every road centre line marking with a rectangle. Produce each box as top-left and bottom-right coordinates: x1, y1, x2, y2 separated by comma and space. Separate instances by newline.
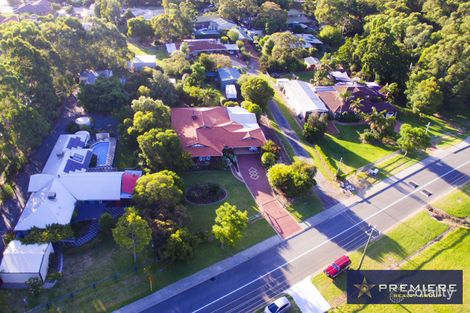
192, 159, 470, 313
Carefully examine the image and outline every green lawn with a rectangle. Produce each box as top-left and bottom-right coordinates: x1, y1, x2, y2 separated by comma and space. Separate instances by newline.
329, 228, 470, 313
127, 40, 168, 60
312, 211, 449, 308
280, 71, 315, 82
432, 183, 470, 218
355, 152, 423, 185
320, 125, 396, 175
286, 191, 324, 222
398, 108, 468, 149
0, 171, 275, 313
181, 170, 261, 231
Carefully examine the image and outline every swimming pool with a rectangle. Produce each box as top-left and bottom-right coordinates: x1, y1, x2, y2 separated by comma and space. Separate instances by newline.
91, 141, 110, 166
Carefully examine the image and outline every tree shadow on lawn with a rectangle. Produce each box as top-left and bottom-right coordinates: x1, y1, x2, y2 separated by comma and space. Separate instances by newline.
404, 229, 468, 271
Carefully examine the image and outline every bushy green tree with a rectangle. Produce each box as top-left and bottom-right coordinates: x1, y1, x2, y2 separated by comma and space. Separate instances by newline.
259, 32, 307, 72
239, 75, 274, 108
241, 101, 262, 119
268, 158, 317, 197
212, 202, 248, 248
138, 128, 192, 172
319, 25, 343, 48
127, 17, 153, 41
397, 123, 431, 156
227, 28, 240, 42
162, 228, 197, 263
133, 171, 183, 211
303, 113, 328, 143
160, 51, 191, 77
99, 212, 115, 234
408, 77, 443, 114
113, 208, 152, 263
78, 78, 128, 113
261, 152, 277, 168
198, 53, 232, 72
254, 2, 287, 34
128, 97, 171, 136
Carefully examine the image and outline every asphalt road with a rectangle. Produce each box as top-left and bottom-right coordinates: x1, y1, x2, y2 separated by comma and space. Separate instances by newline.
139, 144, 470, 313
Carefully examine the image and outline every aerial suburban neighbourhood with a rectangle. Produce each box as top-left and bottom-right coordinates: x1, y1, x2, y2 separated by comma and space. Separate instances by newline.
0, 0, 468, 312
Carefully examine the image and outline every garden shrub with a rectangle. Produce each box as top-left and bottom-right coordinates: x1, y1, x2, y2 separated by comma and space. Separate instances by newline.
1, 183, 15, 200
261, 152, 277, 168
26, 277, 43, 296
186, 183, 226, 204
21, 224, 73, 244
99, 212, 115, 234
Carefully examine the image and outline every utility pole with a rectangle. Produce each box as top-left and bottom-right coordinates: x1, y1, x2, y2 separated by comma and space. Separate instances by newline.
425, 122, 431, 134
336, 157, 343, 175
357, 226, 378, 271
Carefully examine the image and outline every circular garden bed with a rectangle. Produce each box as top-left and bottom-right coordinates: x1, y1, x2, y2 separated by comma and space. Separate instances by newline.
185, 183, 227, 204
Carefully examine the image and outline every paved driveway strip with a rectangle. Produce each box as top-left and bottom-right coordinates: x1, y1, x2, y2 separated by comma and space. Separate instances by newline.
237, 154, 302, 239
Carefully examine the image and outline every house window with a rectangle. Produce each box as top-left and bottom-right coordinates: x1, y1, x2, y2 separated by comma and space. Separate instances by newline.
198, 156, 211, 161
248, 147, 259, 152
192, 144, 204, 147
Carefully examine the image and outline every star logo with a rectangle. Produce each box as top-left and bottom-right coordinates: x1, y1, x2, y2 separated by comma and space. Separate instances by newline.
354, 277, 376, 298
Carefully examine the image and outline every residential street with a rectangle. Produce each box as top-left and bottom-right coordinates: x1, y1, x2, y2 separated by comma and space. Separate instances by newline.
117, 142, 470, 313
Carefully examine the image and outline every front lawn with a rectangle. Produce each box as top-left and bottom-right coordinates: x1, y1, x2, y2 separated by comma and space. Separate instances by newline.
327, 228, 470, 313
286, 191, 323, 222
432, 183, 470, 218
320, 125, 396, 175
312, 211, 449, 308
127, 40, 168, 60
0, 171, 275, 313
398, 108, 468, 148
181, 170, 262, 231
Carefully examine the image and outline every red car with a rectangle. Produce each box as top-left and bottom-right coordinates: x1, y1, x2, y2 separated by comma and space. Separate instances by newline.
324, 255, 351, 279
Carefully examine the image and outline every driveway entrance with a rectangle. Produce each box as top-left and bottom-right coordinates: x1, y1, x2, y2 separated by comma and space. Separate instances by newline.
237, 154, 302, 239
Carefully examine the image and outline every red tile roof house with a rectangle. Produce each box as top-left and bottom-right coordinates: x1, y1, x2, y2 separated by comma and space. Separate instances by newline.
166, 39, 239, 57
314, 84, 397, 118
171, 107, 266, 164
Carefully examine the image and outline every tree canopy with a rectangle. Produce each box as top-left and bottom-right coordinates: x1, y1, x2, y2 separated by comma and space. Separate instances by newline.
239, 75, 274, 108
212, 202, 248, 248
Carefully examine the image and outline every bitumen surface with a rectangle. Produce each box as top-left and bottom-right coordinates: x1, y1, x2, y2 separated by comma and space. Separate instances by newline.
117, 143, 470, 313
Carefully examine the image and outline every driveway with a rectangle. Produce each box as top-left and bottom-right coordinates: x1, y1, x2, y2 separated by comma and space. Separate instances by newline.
286, 277, 331, 313
268, 100, 343, 209
237, 154, 302, 239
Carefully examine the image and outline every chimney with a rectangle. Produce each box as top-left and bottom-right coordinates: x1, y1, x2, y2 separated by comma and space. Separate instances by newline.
192, 111, 198, 120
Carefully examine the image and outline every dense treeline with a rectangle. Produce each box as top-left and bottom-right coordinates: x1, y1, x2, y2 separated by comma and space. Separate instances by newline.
0, 16, 129, 181
317, 0, 469, 113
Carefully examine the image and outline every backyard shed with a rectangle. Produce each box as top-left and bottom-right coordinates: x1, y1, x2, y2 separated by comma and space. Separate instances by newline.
0, 240, 54, 284
217, 67, 241, 90
225, 84, 237, 100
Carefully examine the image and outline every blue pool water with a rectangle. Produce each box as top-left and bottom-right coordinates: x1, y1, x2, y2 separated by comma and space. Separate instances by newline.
91, 142, 110, 166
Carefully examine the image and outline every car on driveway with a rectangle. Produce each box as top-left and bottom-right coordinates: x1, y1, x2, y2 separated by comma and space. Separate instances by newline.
324, 255, 351, 279
264, 296, 291, 313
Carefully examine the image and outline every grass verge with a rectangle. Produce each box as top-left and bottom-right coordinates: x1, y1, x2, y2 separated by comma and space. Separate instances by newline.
312, 211, 449, 308
432, 183, 470, 218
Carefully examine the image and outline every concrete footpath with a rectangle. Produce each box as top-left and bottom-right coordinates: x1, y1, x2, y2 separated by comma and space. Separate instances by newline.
286, 277, 331, 313
115, 137, 469, 313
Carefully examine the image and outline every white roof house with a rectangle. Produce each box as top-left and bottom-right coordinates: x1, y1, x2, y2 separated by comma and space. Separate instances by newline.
227, 106, 259, 130
0, 240, 54, 284
304, 56, 320, 67
129, 55, 156, 71
282, 80, 329, 121
195, 15, 237, 31
14, 133, 141, 231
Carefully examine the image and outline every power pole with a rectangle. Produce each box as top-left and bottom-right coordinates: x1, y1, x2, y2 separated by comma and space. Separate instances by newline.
425, 122, 431, 134
357, 226, 378, 271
